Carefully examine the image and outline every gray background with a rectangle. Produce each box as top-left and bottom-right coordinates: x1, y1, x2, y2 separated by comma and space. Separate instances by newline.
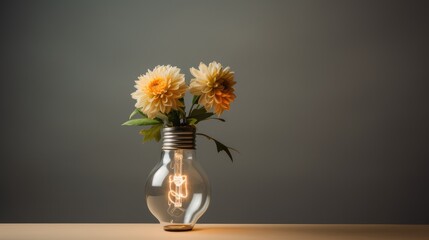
1, 0, 428, 223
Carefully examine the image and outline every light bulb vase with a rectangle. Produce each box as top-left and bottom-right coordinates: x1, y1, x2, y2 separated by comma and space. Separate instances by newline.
145, 126, 210, 231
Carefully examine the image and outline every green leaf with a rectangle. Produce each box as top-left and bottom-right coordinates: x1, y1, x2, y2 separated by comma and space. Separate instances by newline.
187, 118, 198, 125
190, 106, 207, 117
129, 108, 146, 119
194, 112, 214, 122
192, 95, 200, 105
167, 110, 181, 126
156, 113, 169, 122
188, 107, 215, 123
140, 124, 163, 142
196, 133, 238, 162
122, 118, 161, 126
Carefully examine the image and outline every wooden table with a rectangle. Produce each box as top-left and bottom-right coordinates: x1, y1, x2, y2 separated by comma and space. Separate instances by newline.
1, 224, 428, 240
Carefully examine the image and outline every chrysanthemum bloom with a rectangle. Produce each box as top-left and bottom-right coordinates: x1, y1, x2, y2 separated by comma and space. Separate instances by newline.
131, 65, 187, 119
189, 62, 236, 115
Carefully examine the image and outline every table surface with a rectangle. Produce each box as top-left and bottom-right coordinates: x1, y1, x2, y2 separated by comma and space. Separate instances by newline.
1, 224, 428, 240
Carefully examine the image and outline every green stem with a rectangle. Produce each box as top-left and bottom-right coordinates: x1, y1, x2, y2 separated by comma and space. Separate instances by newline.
188, 103, 195, 118
188, 95, 200, 118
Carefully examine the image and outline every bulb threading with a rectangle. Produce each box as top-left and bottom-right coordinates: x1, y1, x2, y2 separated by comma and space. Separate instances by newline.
162, 126, 196, 150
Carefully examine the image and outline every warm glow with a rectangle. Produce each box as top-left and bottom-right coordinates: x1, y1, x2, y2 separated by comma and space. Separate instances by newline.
168, 150, 188, 212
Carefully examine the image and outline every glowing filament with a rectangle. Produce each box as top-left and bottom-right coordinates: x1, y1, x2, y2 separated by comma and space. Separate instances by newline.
168, 150, 188, 209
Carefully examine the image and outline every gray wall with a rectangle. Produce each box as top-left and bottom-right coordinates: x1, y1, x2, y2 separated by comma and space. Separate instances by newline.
1, 0, 428, 223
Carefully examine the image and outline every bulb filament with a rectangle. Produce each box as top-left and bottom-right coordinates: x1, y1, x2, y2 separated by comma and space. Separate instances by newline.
168, 150, 188, 210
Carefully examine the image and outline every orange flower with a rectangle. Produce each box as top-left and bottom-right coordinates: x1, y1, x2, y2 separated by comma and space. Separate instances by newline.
131, 65, 187, 119
189, 62, 236, 115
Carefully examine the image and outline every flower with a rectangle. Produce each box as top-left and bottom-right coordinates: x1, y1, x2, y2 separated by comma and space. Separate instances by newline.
189, 61, 236, 115
131, 65, 187, 119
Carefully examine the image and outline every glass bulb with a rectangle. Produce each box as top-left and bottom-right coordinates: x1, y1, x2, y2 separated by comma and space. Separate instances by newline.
145, 127, 210, 231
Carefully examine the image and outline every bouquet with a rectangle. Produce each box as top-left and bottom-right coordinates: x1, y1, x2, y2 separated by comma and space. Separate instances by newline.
123, 61, 237, 161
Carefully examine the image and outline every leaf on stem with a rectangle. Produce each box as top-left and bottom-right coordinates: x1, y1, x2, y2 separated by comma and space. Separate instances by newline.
156, 113, 169, 122
122, 118, 162, 126
188, 107, 215, 123
167, 110, 181, 126
196, 133, 237, 162
192, 95, 200, 105
187, 118, 198, 125
129, 108, 146, 119
190, 106, 206, 116
140, 124, 163, 142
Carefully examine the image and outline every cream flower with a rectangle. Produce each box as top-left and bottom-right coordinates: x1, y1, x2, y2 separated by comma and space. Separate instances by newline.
131, 65, 187, 119
189, 61, 236, 115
